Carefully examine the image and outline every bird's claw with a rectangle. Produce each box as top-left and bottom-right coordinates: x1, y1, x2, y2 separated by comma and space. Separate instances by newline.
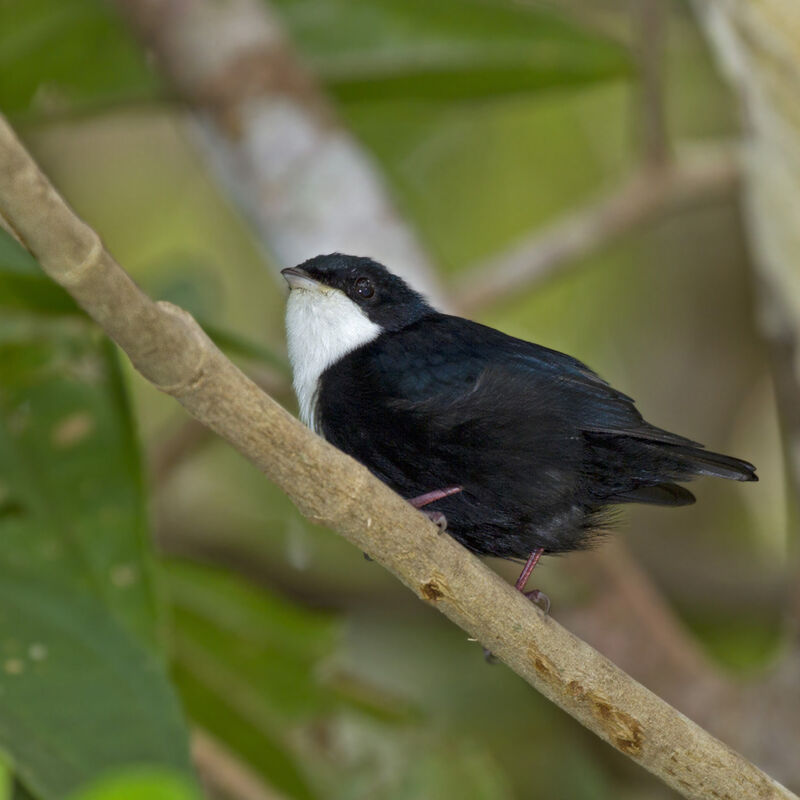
422, 509, 448, 532
524, 588, 551, 615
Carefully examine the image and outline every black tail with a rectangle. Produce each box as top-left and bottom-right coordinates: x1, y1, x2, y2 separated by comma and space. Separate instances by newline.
587, 432, 757, 509
665, 445, 758, 483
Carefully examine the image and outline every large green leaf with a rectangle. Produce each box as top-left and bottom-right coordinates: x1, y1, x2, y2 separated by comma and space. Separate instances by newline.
0, 320, 158, 644
0, 575, 193, 800
0, 316, 194, 797
0, 0, 158, 116
168, 561, 338, 800
273, 0, 631, 102
1, 0, 629, 120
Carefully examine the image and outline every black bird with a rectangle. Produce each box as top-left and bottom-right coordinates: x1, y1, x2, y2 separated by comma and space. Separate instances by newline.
282, 253, 757, 605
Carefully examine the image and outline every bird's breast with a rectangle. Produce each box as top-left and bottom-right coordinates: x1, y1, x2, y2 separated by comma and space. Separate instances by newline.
285, 287, 381, 431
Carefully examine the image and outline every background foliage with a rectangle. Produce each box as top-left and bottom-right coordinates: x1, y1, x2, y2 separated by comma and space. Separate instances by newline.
0, 0, 790, 798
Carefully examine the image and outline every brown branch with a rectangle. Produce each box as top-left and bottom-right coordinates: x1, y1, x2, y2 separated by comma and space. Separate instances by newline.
1, 116, 795, 800
149, 368, 291, 484
454, 147, 740, 313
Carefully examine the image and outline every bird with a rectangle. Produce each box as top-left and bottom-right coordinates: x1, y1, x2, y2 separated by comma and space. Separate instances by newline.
282, 253, 757, 608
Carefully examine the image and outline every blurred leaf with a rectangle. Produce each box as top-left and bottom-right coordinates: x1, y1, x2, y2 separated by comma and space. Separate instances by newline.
167, 562, 430, 800
175, 667, 316, 800
168, 561, 332, 800
146, 257, 289, 372
683, 612, 784, 674
0, 574, 193, 800
199, 322, 290, 374
0, 318, 194, 797
0, 0, 159, 117
393, 740, 512, 800
168, 560, 338, 713
0, 320, 158, 644
273, 0, 631, 102
0, 230, 78, 314
293, 716, 514, 800
0, 756, 10, 800
68, 768, 200, 800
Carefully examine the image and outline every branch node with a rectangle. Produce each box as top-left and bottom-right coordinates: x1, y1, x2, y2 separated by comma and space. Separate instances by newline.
59, 232, 104, 287
152, 300, 211, 395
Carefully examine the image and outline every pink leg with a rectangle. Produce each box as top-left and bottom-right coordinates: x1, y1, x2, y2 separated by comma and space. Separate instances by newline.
409, 487, 462, 531
408, 486, 463, 508
484, 546, 550, 662
514, 547, 550, 615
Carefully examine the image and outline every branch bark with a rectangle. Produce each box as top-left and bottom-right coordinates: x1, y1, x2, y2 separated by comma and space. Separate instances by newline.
111, 0, 443, 301
1, 116, 794, 800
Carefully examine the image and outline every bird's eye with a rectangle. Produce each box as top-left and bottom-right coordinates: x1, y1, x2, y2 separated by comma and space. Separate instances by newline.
354, 277, 374, 299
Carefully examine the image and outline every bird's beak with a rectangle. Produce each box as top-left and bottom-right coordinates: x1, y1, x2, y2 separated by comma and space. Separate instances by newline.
281, 266, 322, 291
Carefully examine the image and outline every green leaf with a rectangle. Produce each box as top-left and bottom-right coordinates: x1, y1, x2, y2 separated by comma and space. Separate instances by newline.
68, 768, 200, 800
0, 575, 193, 800
145, 257, 289, 372
272, 0, 631, 102
0, 318, 194, 798
199, 322, 290, 374
0, 321, 158, 645
0, 0, 159, 117
0, 230, 78, 314
168, 561, 331, 800
0, 756, 10, 800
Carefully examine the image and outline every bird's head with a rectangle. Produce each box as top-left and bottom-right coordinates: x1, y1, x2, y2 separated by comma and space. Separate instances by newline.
282, 254, 433, 425
281, 253, 431, 333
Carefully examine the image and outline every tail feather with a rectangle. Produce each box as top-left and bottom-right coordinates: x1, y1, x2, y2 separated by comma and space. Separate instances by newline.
666, 445, 758, 482
613, 482, 696, 506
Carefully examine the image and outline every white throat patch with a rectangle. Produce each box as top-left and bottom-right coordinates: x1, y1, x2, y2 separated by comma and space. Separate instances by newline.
285, 285, 381, 432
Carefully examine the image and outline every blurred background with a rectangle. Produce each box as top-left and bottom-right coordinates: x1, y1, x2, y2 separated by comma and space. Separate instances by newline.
1, 0, 798, 798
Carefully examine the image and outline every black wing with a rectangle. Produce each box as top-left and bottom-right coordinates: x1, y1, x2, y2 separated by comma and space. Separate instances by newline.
318, 314, 755, 509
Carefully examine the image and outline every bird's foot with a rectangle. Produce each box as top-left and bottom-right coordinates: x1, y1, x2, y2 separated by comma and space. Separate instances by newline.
408, 486, 462, 533
515, 547, 550, 615
482, 547, 549, 664
422, 509, 448, 532
523, 588, 551, 615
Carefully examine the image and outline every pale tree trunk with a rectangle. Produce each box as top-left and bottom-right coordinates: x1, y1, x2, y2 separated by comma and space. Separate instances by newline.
694, 0, 800, 503
113, 0, 443, 301
693, 1, 800, 786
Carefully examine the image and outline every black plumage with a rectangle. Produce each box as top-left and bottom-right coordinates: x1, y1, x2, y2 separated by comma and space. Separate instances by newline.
283, 254, 757, 563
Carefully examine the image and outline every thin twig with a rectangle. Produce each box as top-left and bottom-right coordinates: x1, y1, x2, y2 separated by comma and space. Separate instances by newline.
1, 115, 794, 800
454, 146, 740, 313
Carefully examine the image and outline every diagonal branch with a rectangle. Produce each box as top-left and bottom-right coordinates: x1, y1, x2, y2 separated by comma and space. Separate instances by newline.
0, 116, 794, 800
454, 146, 740, 313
